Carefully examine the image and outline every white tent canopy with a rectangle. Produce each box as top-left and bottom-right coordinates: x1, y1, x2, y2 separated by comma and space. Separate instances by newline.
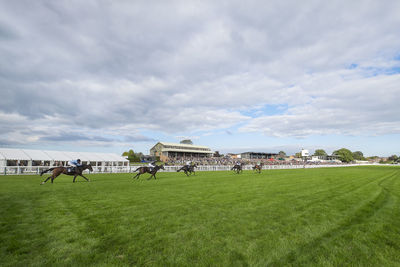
42, 150, 71, 161
0, 148, 30, 160
23, 149, 53, 161
0, 148, 128, 164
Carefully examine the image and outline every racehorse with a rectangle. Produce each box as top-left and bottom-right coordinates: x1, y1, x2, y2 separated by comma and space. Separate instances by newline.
231, 163, 243, 174
40, 164, 93, 184
132, 164, 165, 180
177, 164, 197, 176
252, 163, 264, 174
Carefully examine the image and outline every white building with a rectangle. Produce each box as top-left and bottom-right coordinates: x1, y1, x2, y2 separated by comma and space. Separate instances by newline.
301, 149, 309, 157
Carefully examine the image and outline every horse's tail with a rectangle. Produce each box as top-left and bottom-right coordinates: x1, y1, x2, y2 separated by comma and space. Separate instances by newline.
40, 167, 55, 176
133, 167, 142, 172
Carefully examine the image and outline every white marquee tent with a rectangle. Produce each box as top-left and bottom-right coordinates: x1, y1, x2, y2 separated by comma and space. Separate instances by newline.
0, 148, 128, 169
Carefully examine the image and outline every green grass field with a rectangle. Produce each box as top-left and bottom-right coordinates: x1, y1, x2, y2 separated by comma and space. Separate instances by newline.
1, 166, 400, 266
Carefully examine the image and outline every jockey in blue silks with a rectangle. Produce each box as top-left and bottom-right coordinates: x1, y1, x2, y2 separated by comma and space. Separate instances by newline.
68, 159, 82, 172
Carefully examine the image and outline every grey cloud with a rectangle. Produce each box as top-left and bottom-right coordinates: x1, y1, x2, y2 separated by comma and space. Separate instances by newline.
39, 132, 112, 142
124, 135, 156, 142
240, 74, 400, 137
1, 0, 400, 148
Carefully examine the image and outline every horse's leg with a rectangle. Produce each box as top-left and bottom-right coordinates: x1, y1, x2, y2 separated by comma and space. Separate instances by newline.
73, 175, 77, 183
51, 173, 59, 183
51, 172, 63, 183
79, 174, 90, 182
41, 176, 52, 185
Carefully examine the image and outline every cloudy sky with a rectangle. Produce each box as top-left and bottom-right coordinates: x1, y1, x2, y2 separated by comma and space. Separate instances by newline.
1, 0, 400, 157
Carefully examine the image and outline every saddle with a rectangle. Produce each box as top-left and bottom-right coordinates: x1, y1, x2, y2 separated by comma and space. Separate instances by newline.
67, 167, 76, 174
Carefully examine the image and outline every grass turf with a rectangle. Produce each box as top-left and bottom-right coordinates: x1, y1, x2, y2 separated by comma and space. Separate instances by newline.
1, 166, 400, 266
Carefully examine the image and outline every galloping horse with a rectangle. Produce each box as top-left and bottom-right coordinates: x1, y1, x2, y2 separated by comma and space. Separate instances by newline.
132, 164, 165, 180
177, 164, 197, 176
231, 163, 243, 174
40, 164, 93, 184
252, 163, 264, 174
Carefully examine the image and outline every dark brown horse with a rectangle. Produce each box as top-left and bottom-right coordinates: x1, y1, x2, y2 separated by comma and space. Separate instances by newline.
132, 164, 165, 180
231, 163, 243, 174
177, 164, 197, 176
252, 163, 264, 174
40, 164, 93, 184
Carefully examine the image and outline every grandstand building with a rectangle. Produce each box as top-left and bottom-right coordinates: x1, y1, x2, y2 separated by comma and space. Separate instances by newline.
150, 142, 214, 162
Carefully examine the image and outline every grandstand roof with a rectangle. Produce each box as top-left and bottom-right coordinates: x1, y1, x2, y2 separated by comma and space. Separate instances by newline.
0, 148, 128, 162
158, 142, 211, 150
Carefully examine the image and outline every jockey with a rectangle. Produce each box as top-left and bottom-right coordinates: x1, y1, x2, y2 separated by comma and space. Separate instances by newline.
68, 159, 82, 172
148, 160, 157, 171
185, 160, 192, 168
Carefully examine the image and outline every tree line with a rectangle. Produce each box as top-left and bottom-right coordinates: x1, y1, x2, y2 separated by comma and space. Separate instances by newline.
293, 148, 364, 163
122, 149, 143, 163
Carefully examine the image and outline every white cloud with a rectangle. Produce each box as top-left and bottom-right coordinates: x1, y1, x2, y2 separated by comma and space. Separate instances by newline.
240, 74, 400, 137
1, 0, 400, 151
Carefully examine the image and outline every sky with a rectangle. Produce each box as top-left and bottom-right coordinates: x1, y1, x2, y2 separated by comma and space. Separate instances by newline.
1, 0, 400, 157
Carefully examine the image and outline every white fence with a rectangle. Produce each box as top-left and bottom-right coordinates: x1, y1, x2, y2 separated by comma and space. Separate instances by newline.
0, 163, 375, 175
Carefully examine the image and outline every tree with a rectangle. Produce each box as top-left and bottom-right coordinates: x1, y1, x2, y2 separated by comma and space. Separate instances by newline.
122, 149, 141, 163
180, 139, 193, 145
352, 151, 365, 161
214, 151, 223, 157
278, 151, 286, 157
313, 149, 327, 156
333, 148, 354, 163
295, 152, 302, 158
388, 155, 399, 162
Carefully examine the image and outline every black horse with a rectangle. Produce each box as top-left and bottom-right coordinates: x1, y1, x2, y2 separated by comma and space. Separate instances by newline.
40, 164, 93, 184
132, 164, 165, 180
231, 163, 243, 174
177, 164, 197, 176
252, 163, 264, 174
